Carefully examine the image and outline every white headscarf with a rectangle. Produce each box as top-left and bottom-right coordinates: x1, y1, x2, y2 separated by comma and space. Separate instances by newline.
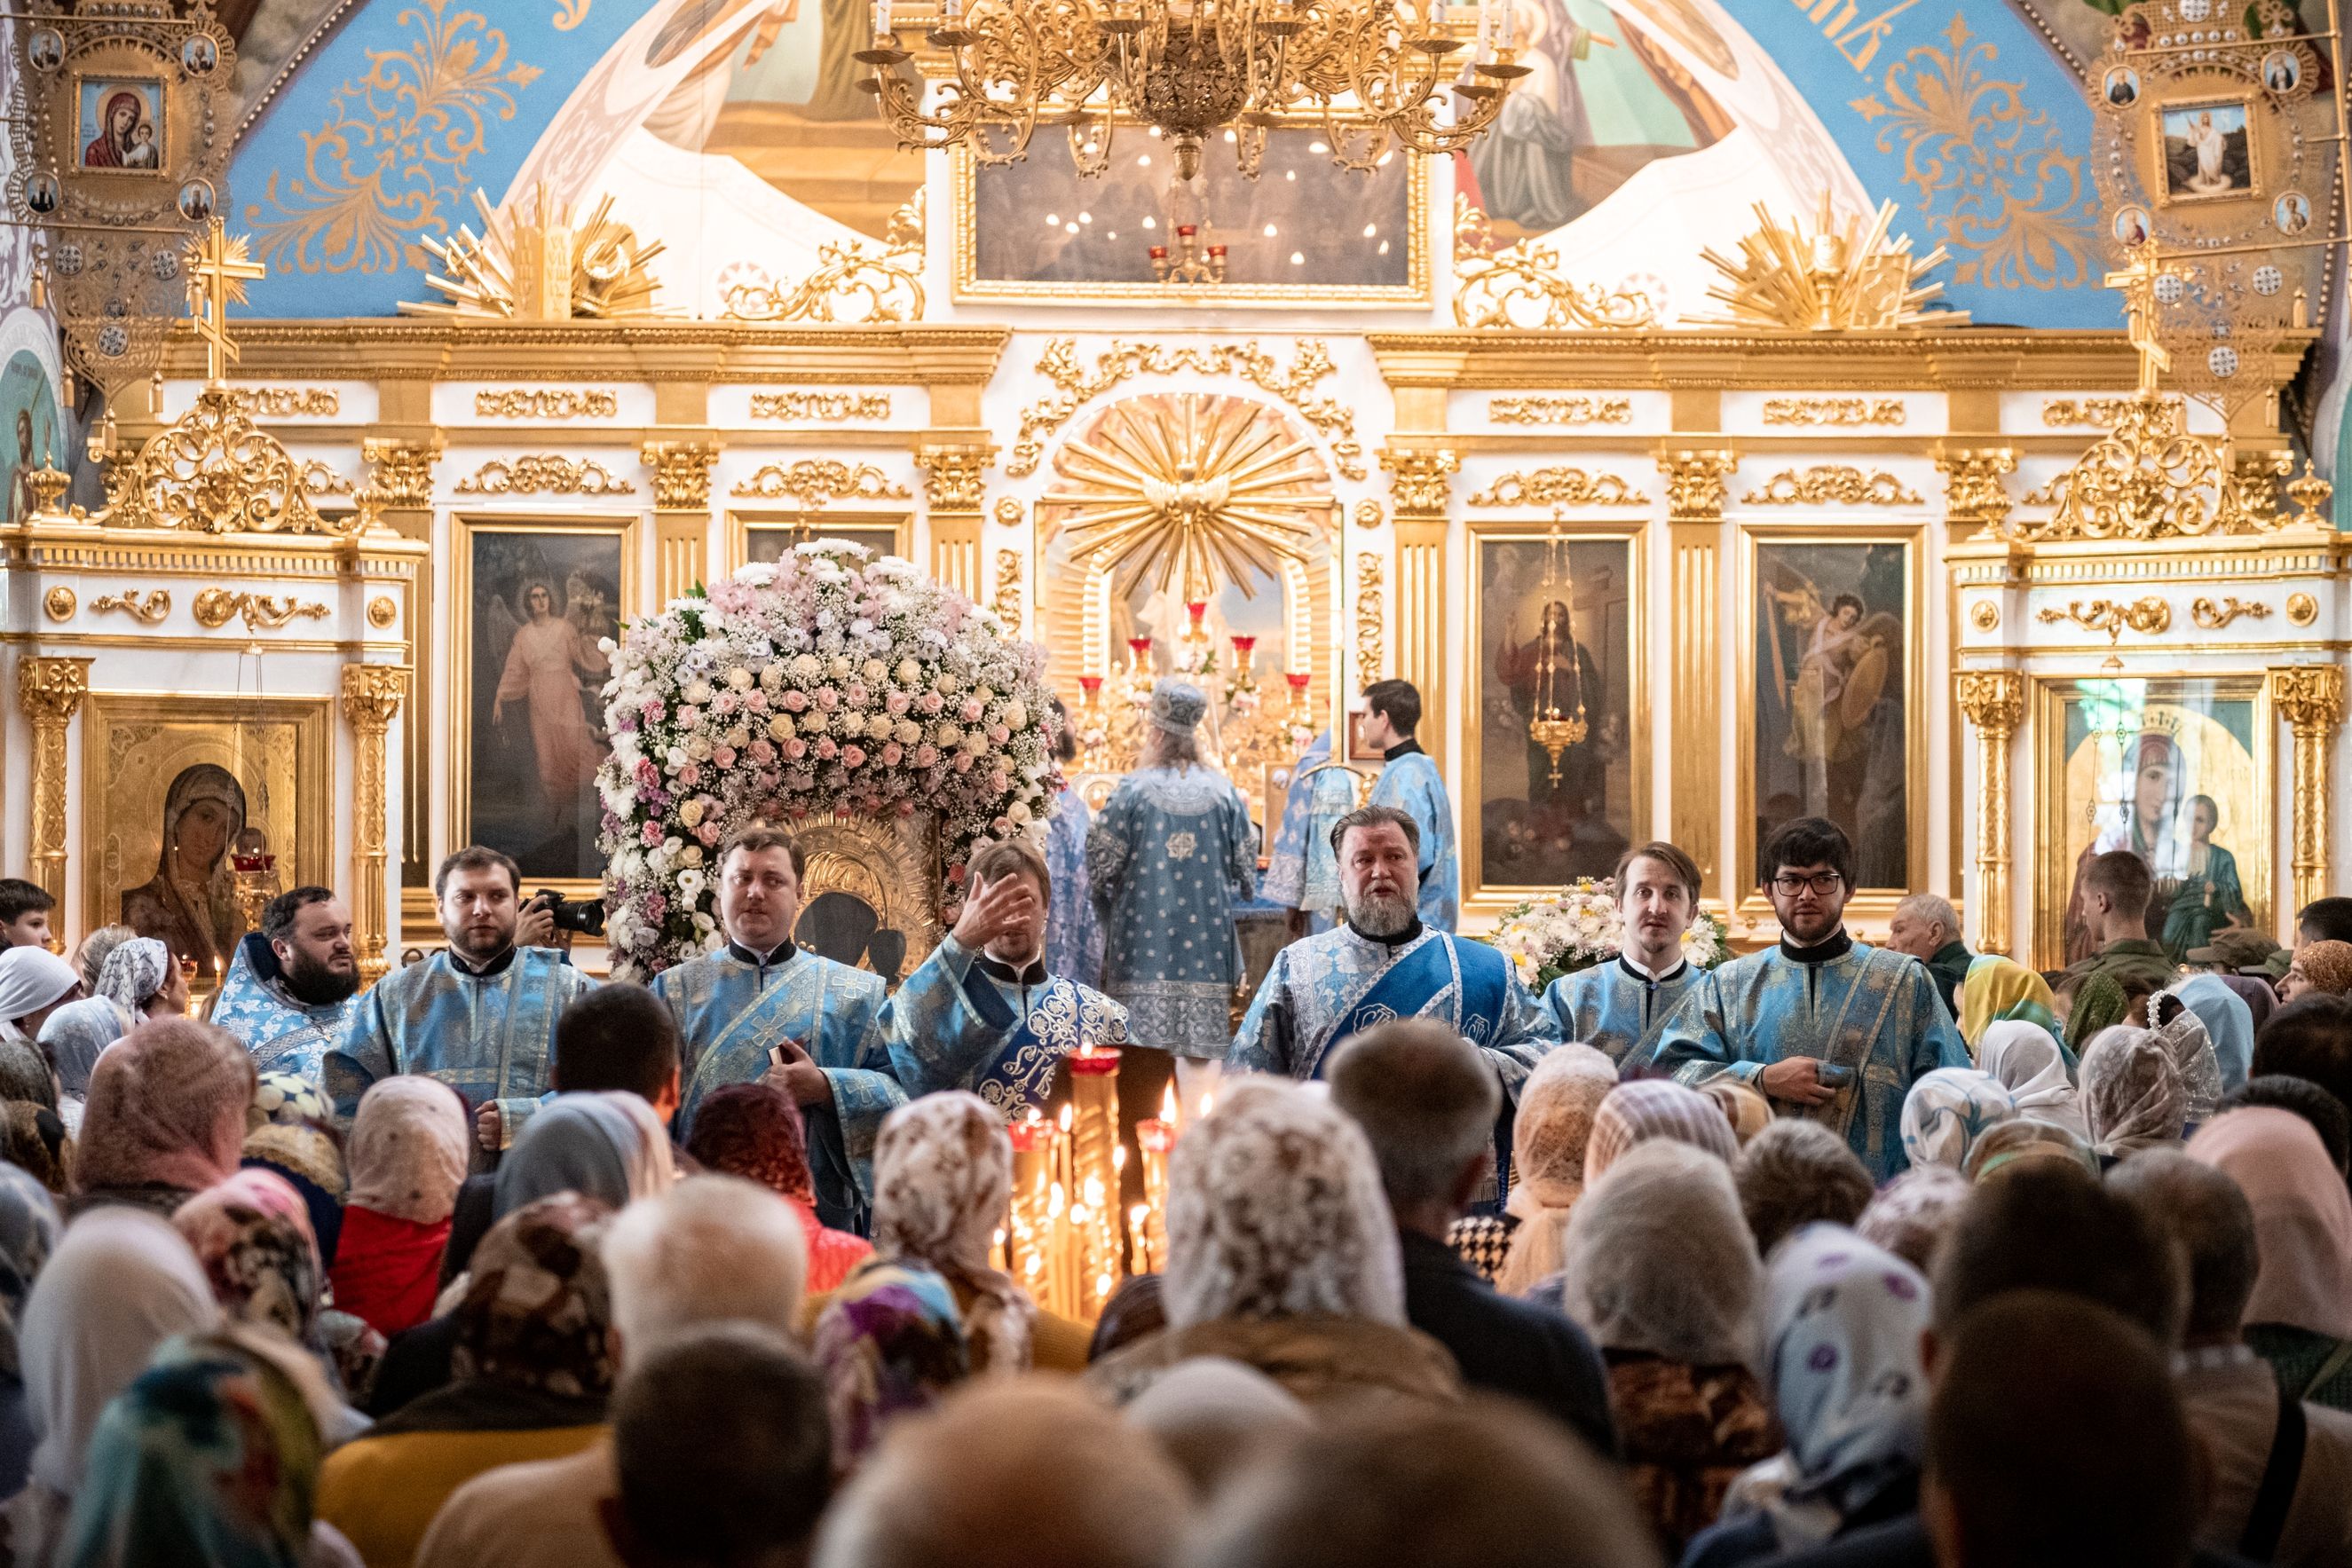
1561, 1138, 1761, 1367
2081, 1026, 2187, 1158
0, 948, 78, 1033
1498, 1044, 1617, 1297
20, 1207, 218, 1493
345, 1076, 471, 1225
93, 938, 170, 1018
872, 1091, 1033, 1375
1976, 1022, 2088, 1142
1163, 1076, 1404, 1330
2151, 997, 2224, 1124
1898, 1068, 2017, 1172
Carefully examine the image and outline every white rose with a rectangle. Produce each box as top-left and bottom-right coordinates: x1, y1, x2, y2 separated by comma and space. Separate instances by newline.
975, 686, 995, 705
680, 844, 704, 867
935, 721, 963, 747
895, 658, 921, 686
937, 672, 961, 695
685, 734, 714, 761
692, 910, 716, 932
768, 713, 795, 741
896, 719, 922, 745
963, 731, 989, 755
828, 656, 852, 681
726, 667, 754, 690
1002, 700, 1028, 731
760, 666, 785, 691
726, 725, 751, 751
791, 654, 822, 680
1008, 800, 1032, 824
684, 679, 715, 705
679, 798, 706, 828
863, 658, 888, 684
866, 713, 895, 741
801, 707, 828, 736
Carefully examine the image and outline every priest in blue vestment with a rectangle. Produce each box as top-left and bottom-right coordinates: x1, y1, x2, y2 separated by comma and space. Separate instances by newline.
1041, 700, 1104, 989
1542, 841, 1706, 1065
210, 886, 363, 1084
1361, 680, 1460, 932
1260, 728, 1360, 938
326, 848, 592, 1155
1640, 817, 1969, 1181
882, 837, 1131, 1117
651, 823, 903, 1228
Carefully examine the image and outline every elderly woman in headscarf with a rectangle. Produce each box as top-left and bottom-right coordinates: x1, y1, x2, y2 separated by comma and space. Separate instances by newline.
1974, 1021, 2088, 1143
58, 1333, 356, 1568
2080, 1025, 2188, 1164
1495, 1044, 1617, 1298
811, 1260, 970, 1475
71, 1019, 254, 1219
1089, 1076, 1458, 1410
2171, 973, 2254, 1095
1897, 1068, 2017, 1174
1959, 1116, 2101, 1184
1559, 1139, 1777, 1557
329, 1079, 470, 1339
6, 1207, 221, 1565
41, 933, 172, 1102
1585, 1078, 1741, 1187
1956, 954, 2062, 1054
1684, 1225, 1932, 1567
0, 1167, 59, 1498
489, 1092, 674, 1222
1854, 1165, 1970, 1274
2188, 1107, 2352, 1412
318, 1194, 615, 1568
684, 1082, 872, 1300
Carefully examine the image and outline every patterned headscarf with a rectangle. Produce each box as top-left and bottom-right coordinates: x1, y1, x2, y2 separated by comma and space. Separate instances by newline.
2150, 997, 2224, 1123
171, 1170, 323, 1348
1561, 1139, 1761, 1366
247, 1074, 330, 1135
2172, 974, 2253, 1095
1976, 1023, 2088, 1143
2188, 1107, 2352, 1340
3, 1102, 69, 1195
94, 938, 170, 1019
684, 1082, 815, 1204
58, 1335, 321, 1568
1957, 956, 2061, 1051
345, 1077, 469, 1225
74, 1020, 256, 1199
2293, 939, 2352, 996
1960, 1116, 2100, 1183
2080, 1027, 2186, 1158
872, 1091, 1032, 1375
1498, 1044, 1617, 1297
1704, 1078, 1776, 1147
1162, 1076, 1404, 1331
2066, 973, 2130, 1054
1898, 1068, 2017, 1173
1855, 1166, 1971, 1274
452, 1193, 615, 1400
1585, 1078, 1741, 1186
812, 1257, 969, 1470
1741, 1225, 1931, 1551
493, 1093, 674, 1219
0, 1163, 59, 1380
239, 1123, 347, 1270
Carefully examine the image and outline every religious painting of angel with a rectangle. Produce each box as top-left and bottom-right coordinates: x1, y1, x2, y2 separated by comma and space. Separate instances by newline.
76, 79, 164, 173
1751, 541, 1909, 889
464, 528, 625, 881
2051, 679, 2266, 966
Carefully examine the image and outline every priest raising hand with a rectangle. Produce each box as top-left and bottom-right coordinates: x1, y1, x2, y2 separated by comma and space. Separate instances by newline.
950, 871, 1044, 957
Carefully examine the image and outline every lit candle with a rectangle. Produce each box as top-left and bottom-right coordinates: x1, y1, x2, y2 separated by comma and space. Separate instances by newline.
1067, 1048, 1122, 1312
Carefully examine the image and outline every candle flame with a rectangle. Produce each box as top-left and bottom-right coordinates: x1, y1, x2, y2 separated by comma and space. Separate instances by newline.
1161, 1083, 1179, 1123
1058, 1105, 1074, 1131
1113, 1145, 1128, 1170
1198, 1092, 1215, 1119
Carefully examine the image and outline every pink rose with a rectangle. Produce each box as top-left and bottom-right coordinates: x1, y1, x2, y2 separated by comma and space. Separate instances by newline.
634, 758, 659, 786
815, 737, 839, 760
913, 744, 939, 768
918, 692, 943, 717
886, 692, 911, 716
953, 751, 974, 772
989, 725, 1009, 745
677, 706, 701, 729
961, 697, 984, 722
713, 746, 738, 768
676, 761, 700, 787
747, 738, 775, 764
696, 820, 722, 846
641, 822, 664, 846
845, 683, 868, 706
640, 701, 665, 723
746, 690, 769, 713
817, 688, 840, 711
784, 690, 808, 712
841, 745, 867, 768
880, 742, 903, 766
785, 738, 808, 760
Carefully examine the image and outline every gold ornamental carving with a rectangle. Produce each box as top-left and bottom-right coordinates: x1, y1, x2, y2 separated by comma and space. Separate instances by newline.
993, 549, 1024, 635
361, 438, 442, 508
2020, 397, 2282, 541
41, 588, 74, 624
2287, 593, 2318, 627
2270, 666, 2346, 917
750, 391, 891, 422
107, 387, 343, 536
404, 186, 665, 320
473, 389, 620, 421
1936, 449, 2017, 534
2037, 596, 2170, 668
1354, 500, 1384, 531
17, 658, 92, 914
722, 192, 925, 326
2041, 396, 2180, 429
1452, 197, 1658, 331
1005, 338, 1365, 481
367, 596, 398, 630
1740, 466, 1922, 508
91, 590, 172, 625
1356, 553, 1385, 690
2287, 463, 2334, 528
730, 461, 912, 509
1969, 600, 2000, 632
1658, 451, 1737, 521
341, 664, 411, 983
1692, 198, 1968, 331
1761, 398, 1906, 428
193, 589, 330, 633
641, 441, 720, 509
1381, 449, 1458, 517
917, 445, 996, 514
994, 497, 1025, 527
1488, 396, 1632, 427
1469, 467, 1646, 509
2190, 597, 2272, 632
1955, 669, 2025, 957
454, 456, 635, 497
300, 460, 353, 498
229, 387, 342, 419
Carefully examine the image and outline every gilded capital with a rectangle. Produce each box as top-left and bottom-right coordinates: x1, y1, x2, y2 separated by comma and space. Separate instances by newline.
1954, 669, 2025, 734
16, 656, 91, 722
360, 437, 444, 508
1936, 447, 2017, 534
1379, 448, 1458, 517
915, 444, 996, 514
2270, 665, 2347, 731
340, 663, 410, 729
640, 440, 721, 509
1656, 450, 1736, 520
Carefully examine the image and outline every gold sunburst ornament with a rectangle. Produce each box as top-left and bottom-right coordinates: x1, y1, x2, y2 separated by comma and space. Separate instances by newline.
401, 185, 665, 320
1044, 394, 1326, 603
1691, 196, 1969, 331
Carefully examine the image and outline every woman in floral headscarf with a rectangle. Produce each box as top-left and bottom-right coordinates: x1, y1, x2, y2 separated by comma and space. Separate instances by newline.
317, 1194, 614, 1568
810, 1261, 969, 1474
42, 935, 179, 1102
2080, 1026, 2187, 1162
1975, 1021, 2088, 1144
1496, 1044, 1616, 1298
2148, 989, 2225, 1126
329, 1079, 470, 1338
683, 1082, 872, 1300
865, 1092, 1043, 1375
1898, 1068, 2017, 1173
71, 1019, 255, 1219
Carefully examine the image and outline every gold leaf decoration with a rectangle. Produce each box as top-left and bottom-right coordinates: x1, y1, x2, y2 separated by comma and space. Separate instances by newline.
401, 185, 664, 319
2017, 397, 2283, 542
454, 456, 635, 496
722, 192, 925, 325
107, 388, 346, 536
1468, 467, 1647, 509
1453, 197, 1657, 331
730, 461, 912, 509
1691, 196, 1969, 331
1740, 466, 1923, 507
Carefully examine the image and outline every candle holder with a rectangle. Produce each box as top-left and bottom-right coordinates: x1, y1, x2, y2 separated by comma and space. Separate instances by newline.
1150, 223, 1227, 286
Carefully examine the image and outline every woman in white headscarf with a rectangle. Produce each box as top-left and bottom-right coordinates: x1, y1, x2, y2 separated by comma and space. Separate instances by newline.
2149, 989, 2224, 1127
1898, 1069, 2017, 1173
1496, 1044, 1617, 1298
867, 1091, 1041, 1375
2080, 1026, 2187, 1162
1089, 1076, 1456, 1409
0, 948, 82, 1047
1976, 1021, 2088, 1142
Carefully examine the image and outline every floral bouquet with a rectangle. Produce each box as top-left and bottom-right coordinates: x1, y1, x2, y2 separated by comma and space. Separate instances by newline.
1487, 878, 1732, 990
595, 541, 1060, 980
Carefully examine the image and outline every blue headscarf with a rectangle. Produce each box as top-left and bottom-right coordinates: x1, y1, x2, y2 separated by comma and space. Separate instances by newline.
492, 1093, 671, 1218
2173, 973, 2253, 1095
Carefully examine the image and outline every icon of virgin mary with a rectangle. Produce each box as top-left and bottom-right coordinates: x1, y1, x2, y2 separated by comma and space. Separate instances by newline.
121, 762, 248, 974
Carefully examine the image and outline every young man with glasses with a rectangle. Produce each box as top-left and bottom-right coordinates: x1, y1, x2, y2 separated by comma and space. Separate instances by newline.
1639, 816, 1967, 1181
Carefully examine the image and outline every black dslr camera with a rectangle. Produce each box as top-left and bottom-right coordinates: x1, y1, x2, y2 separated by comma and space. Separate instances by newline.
531, 889, 608, 940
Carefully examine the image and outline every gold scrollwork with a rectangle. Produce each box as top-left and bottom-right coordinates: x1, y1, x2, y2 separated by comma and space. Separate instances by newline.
193, 589, 332, 633
300, 460, 354, 497
641, 441, 720, 510
472, 389, 620, 421
722, 192, 925, 325
1381, 450, 1459, 517
749, 391, 892, 422
2019, 398, 2282, 542
1356, 553, 1385, 690
2035, 597, 2171, 666
1488, 396, 1633, 426
730, 461, 912, 509
361, 438, 442, 508
2041, 396, 2179, 429
1006, 337, 1365, 481
1936, 448, 2017, 535
992, 548, 1023, 635
42, 587, 74, 623
1453, 197, 1657, 331
1740, 466, 1922, 507
2190, 597, 2273, 632
230, 388, 342, 419
91, 590, 172, 624
1761, 398, 1906, 427
106, 387, 346, 536
1469, 467, 1647, 509
2287, 593, 2319, 627
1658, 451, 1738, 521
454, 455, 635, 497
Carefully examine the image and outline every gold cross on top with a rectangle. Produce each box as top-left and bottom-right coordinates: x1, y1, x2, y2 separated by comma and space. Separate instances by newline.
183, 218, 265, 383
2103, 240, 2173, 399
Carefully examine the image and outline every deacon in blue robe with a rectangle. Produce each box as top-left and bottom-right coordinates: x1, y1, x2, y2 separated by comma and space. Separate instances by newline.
1043, 783, 1105, 989
1260, 729, 1359, 934
211, 932, 362, 1085
1542, 954, 1701, 1067
882, 932, 1131, 1118
1369, 741, 1460, 932
1640, 931, 1970, 1181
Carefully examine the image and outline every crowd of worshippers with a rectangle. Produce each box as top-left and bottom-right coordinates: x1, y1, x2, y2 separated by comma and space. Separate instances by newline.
0, 672, 2342, 1564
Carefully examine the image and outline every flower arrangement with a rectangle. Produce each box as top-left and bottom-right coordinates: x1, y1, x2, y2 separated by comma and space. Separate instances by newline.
595, 542, 1061, 979
1486, 878, 1732, 991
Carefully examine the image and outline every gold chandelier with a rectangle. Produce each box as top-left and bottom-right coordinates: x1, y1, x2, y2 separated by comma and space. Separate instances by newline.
856, 0, 1527, 180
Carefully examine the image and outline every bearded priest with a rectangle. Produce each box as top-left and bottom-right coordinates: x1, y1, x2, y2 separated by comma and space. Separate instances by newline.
212, 886, 366, 1083
1228, 805, 1558, 1197
651, 823, 904, 1230
882, 836, 1131, 1117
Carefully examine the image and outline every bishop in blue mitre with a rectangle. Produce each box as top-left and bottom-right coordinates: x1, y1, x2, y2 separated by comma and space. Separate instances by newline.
326, 853, 593, 1146
1260, 729, 1360, 936
210, 886, 365, 1084
1361, 681, 1459, 931
650, 826, 903, 1230
1638, 818, 1969, 1181
882, 839, 1131, 1117
1541, 843, 1707, 1066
